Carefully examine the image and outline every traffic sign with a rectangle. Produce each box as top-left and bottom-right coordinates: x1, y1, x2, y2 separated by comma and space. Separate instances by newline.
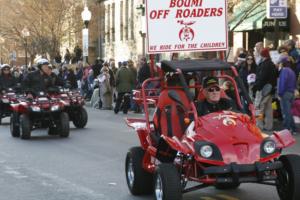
267, 0, 287, 19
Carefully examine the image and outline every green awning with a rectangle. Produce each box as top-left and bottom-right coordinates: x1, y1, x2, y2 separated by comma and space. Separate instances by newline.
229, 1, 266, 32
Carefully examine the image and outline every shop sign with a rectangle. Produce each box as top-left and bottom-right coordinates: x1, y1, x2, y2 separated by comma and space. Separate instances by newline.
267, 0, 287, 19
262, 12, 289, 32
146, 0, 228, 53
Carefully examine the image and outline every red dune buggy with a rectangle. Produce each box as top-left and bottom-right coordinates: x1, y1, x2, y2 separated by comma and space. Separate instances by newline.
125, 60, 300, 200
10, 91, 70, 139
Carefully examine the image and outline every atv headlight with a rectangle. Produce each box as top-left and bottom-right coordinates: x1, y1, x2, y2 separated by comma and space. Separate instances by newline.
31, 106, 41, 112
263, 140, 276, 154
200, 145, 213, 158
51, 105, 60, 111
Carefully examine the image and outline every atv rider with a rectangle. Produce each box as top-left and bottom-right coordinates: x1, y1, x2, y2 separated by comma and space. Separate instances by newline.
22, 59, 63, 97
196, 76, 232, 116
0, 64, 17, 92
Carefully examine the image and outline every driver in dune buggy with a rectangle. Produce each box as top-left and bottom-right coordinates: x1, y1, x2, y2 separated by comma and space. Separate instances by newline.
195, 76, 232, 116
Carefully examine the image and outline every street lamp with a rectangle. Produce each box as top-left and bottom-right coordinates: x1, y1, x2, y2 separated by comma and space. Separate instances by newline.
81, 5, 91, 64
22, 27, 30, 69
0, 36, 5, 64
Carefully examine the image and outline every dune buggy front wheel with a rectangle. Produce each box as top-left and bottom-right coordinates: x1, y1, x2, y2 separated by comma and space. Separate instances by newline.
276, 154, 300, 200
125, 147, 153, 195
154, 163, 182, 200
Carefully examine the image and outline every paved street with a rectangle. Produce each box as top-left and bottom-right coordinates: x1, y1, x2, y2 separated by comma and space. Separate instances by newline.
0, 107, 299, 200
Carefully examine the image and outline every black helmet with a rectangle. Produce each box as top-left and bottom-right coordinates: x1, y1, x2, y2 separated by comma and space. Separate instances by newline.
36, 58, 49, 70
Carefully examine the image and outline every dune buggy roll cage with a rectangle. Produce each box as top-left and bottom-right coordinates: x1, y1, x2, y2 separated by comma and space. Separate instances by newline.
137, 59, 255, 133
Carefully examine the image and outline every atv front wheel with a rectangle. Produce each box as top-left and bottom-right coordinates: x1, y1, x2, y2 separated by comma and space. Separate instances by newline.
154, 163, 182, 200
72, 107, 88, 128
58, 112, 70, 138
276, 154, 300, 200
10, 112, 20, 137
20, 114, 31, 139
125, 147, 153, 195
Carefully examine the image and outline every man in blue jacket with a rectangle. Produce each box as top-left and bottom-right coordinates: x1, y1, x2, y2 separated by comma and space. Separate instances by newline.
278, 55, 297, 135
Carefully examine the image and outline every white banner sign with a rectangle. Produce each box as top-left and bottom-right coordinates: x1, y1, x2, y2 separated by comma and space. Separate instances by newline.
146, 0, 228, 53
82, 28, 89, 57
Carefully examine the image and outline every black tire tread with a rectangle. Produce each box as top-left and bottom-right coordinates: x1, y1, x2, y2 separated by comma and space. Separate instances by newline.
125, 146, 153, 195
154, 163, 182, 200
59, 112, 70, 138
72, 107, 88, 128
10, 113, 20, 137
277, 154, 300, 200
20, 114, 31, 140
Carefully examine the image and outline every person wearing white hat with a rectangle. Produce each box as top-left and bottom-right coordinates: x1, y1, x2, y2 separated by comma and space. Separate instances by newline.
22, 58, 63, 96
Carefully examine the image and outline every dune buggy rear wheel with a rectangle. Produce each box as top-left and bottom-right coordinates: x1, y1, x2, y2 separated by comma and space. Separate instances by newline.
10, 112, 20, 137
276, 154, 300, 200
154, 163, 182, 200
72, 107, 88, 128
58, 112, 70, 138
125, 147, 153, 195
20, 114, 31, 140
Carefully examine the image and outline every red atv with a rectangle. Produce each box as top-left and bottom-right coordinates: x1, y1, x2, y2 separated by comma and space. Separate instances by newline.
0, 88, 18, 125
10, 91, 70, 139
58, 89, 88, 128
125, 60, 300, 200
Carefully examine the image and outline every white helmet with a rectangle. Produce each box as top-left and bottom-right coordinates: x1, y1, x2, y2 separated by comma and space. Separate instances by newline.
36, 58, 49, 70
1, 64, 10, 70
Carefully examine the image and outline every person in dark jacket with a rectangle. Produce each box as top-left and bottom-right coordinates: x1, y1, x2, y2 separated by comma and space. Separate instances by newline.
92, 58, 103, 78
66, 69, 78, 89
277, 55, 297, 134
114, 61, 135, 114
23, 59, 63, 96
0, 64, 17, 91
137, 57, 151, 86
239, 55, 257, 91
253, 48, 277, 131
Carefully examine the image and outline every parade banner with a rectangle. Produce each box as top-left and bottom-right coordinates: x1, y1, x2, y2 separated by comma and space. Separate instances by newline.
146, 0, 228, 53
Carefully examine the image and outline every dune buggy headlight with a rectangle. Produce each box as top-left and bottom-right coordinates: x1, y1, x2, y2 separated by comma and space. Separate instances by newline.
51, 105, 60, 111
263, 140, 276, 154
200, 145, 213, 158
31, 106, 41, 112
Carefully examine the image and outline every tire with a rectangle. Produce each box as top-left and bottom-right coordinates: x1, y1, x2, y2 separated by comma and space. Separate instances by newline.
10, 113, 20, 137
125, 147, 153, 195
215, 182, 240, 190
20, 114, 31, 140
276, 154, 300, 200
58, 112, 70, 138
72, 107, 88, 128
154, 163, 182, 200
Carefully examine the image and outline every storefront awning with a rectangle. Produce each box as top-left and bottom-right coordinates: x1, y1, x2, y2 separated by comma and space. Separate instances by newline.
229, 2, 266, 32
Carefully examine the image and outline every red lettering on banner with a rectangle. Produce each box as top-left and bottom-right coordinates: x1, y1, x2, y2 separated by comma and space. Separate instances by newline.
175, 8, 224, 18
169, 0, 203, 8
150, 46, 157, 50
188, 43, 197, 48
217, 8, 223, 16
174, 44, 185, 49
150, 10, 170, 19
160, 45, 172, 50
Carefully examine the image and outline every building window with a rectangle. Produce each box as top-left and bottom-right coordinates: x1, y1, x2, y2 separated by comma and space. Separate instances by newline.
112, 3, 115, 42
125, 0, 129, 40
130, 0, 134, 40
120, 1, 124, 41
